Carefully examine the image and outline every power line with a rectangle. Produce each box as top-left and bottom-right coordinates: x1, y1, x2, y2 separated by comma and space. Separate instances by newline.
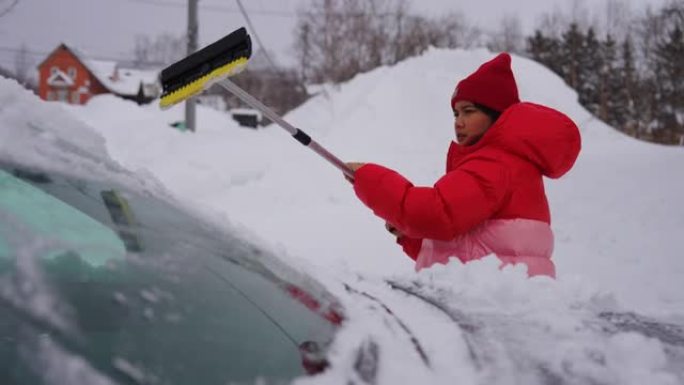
124, 0, 286, 70
0, 46, 46, 57
234, 0, 279, 71
0, 46, 166, 67
124, 0, 408, 18
125, 0, 295, 17
0, 0, 20, 18
124, 0, 287, 70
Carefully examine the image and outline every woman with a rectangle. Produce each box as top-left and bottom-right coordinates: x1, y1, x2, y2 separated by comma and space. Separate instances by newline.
346, 53, 581, 278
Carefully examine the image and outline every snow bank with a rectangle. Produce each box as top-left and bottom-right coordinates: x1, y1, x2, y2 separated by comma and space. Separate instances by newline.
58, 47, 684, 315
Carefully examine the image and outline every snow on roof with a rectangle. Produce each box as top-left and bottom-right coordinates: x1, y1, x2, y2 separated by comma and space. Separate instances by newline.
65, 45, 160, 97
230, 108, 262, 119
85, 58, 160, 97
83, 59, 117, 81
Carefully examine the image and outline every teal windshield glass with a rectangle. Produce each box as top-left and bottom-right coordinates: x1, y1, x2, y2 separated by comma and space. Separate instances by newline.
0, 164, 339, 385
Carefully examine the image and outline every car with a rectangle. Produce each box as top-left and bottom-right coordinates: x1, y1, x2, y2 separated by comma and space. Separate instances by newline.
0, 158, 343, 385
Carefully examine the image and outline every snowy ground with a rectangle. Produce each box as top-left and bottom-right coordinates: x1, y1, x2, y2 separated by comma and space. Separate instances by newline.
2, 47, 684, 384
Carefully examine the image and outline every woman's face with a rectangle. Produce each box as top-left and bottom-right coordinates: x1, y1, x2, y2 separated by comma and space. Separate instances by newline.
453, 101, 494, 146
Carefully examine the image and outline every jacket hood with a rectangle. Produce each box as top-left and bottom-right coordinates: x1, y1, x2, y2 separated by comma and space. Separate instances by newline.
451, 102, 581, 178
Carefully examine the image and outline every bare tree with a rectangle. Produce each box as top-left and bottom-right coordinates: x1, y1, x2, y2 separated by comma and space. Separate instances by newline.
432, 12, 482, 49
389, 14, 430, 63
294, 19, 314, 82
635, 6, 666, 76
568, 0, 594, 30
487, 14, 524, 54
534, 7, 569, 40
603, 0, 633, 40
294, 0, 390, 83
293, 0, 481, 84
13, 43, 33, 86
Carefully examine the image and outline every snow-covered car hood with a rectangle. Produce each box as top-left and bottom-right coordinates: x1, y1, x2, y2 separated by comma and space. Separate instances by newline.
299, 259, 684, 385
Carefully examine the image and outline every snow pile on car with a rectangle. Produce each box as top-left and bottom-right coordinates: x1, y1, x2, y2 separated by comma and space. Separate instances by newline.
298, 256, 684, 385
0, 76, 164, 193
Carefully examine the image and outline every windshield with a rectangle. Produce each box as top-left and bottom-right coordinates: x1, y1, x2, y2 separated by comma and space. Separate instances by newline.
0, 163, 340, 385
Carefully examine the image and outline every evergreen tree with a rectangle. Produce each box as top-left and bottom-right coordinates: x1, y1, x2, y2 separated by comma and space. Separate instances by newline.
578, 27, 601, 115
617, 36, 639, 134
560, 23, 584, 90
600, 34, 622, 128
637, 77, 660, 138
653, 25, 684, 138
526, 30, 562, 76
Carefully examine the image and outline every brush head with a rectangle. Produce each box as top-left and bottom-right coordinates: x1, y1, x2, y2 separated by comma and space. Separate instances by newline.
159, 27, 252, 109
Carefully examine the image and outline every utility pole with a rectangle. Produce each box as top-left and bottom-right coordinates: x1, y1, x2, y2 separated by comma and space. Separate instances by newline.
185, 0, 199, 132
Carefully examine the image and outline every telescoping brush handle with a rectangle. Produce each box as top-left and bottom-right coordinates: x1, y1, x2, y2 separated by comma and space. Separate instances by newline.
218, 78, 355, 180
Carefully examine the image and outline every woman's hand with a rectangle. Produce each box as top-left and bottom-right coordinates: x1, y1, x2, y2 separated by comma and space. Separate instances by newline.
344, 162, 366, 183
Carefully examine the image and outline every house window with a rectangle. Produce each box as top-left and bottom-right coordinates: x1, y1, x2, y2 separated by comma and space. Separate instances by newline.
47, 91, 55, 101
71, 91, 80, 104
50, 66, 59, 75
68, 66, 77, 79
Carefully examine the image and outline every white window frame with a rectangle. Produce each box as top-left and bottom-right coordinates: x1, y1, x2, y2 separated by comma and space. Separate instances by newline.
68, 66, 77, 79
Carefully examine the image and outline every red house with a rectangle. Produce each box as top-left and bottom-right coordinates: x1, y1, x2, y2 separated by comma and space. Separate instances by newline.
37, 43, 160, 105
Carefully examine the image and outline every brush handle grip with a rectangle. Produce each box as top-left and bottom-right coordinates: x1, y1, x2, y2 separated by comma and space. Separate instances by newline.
217, 79, 355, 180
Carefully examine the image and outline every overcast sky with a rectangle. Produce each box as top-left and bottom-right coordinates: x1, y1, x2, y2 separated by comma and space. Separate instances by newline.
0, 0, 666, 72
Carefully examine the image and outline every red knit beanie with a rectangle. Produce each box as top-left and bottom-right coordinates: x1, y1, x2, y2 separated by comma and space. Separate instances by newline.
451, 52, 520, 112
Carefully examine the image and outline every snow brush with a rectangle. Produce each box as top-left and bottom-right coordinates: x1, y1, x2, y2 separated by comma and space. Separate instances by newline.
159, 27, 354, 179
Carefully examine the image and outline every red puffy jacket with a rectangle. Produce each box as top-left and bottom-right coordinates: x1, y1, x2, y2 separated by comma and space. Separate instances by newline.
352, 102, 581, 276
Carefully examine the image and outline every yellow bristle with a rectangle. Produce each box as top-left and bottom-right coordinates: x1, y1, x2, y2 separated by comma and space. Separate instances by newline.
159, 57, 249, 110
